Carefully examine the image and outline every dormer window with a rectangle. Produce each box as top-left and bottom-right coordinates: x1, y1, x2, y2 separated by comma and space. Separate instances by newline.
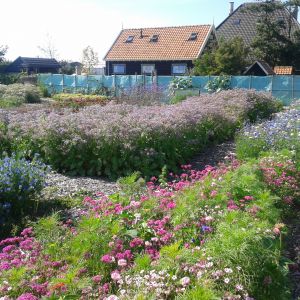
150, 35, 159, 42
125, 35, 134, 43
233, 19, 241, 25
189, 33, 198, 40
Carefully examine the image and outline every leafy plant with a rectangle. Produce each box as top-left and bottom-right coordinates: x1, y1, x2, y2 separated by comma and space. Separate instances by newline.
206, 75, 231, 93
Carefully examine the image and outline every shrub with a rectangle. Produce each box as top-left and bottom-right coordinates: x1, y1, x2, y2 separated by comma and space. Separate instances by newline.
206, 75, 231, 93
0, 154, 48, 201
1, 90, 281, 178
0, 84, 41, 108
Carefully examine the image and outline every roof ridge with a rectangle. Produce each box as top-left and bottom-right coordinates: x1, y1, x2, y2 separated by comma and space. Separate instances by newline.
122, 24, 212, 31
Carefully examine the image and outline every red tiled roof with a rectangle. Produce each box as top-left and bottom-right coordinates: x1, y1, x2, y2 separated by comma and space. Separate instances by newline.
274, 66, 294, 75
104, 25, 213, 61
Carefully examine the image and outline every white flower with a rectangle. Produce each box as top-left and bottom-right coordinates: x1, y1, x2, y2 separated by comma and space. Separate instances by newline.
224, 268, 233, 273
235, 284, 244, 291
117, 259, 127, 267
224, 278, 230, 284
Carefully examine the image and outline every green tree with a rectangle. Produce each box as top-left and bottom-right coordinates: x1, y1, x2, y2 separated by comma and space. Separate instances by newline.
249, 0, 300, 67
193, 37, 249, 75
81, 46, 99, 75
0, 45, 8, 63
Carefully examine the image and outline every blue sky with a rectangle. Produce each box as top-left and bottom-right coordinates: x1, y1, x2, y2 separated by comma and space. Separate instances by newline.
1, 0, 247, 63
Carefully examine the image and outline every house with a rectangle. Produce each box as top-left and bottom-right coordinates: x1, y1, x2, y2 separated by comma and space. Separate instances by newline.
274, 66, 294, 75
6, 57, 61, 74
243, 60, 275, 76
216, 1, 300, 48
104, 25, 217, 76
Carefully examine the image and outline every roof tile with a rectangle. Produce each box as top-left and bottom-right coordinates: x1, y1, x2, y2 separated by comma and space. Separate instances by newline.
104, 25, 212, 61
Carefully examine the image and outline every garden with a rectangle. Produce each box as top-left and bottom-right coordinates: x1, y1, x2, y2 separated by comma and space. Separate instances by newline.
0, 80, 299, 299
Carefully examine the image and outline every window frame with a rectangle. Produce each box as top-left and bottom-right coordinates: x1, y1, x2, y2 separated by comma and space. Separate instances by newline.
171, 64, 187, 75
112, 64, 126, 74
125, 35, 134, 43
141, 64, 155, 75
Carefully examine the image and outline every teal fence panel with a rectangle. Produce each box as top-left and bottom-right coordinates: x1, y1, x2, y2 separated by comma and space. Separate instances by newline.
157, 76, 172, 87
38, 74, 300, 104
231, 76, 250, 89
192, 76, 209, 91
251, 76, 272, 91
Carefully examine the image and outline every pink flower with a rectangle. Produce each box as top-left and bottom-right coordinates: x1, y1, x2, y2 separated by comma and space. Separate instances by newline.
117, 259, 127, 267
17, 293, 39, 300
101, 254, 114, 263
180, 276, 190, 286
210, 190, 218, 197
273, 227, 281, 235
244, 196, 254, 201
111, 270, 121, 281
92, 275, 102, 283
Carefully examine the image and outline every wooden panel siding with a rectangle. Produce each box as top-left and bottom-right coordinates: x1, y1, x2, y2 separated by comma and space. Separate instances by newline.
106, 60, 194, 76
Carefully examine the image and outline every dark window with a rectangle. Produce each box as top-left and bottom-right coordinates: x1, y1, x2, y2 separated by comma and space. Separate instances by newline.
233, 19, 241, 25
150, 35, 159, 42
113, 64, 126, 74
189, 33, 198, 40
125, 36, 134, 43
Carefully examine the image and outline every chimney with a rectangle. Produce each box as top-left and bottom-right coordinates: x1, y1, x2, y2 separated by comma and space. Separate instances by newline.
229, 1, 234, 15
293, 6, 298, 20
140, 29, 143, 38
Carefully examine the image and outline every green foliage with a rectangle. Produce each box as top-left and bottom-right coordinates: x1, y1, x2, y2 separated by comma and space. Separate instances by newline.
248, 0, 300, 68
0, 83, 41, 108
206, 75, 231, 93
193, 37, 249, 75
175, 285, 218, 300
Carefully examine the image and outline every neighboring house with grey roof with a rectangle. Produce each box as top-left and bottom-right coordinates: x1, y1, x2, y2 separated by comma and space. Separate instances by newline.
216, 2, 300, 48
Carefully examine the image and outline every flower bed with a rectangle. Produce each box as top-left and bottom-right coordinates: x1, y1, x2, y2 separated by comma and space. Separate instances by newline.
236, 100, 300, 163
0, 90, 280, 178
52, 93, 108, 108
0, 151, 297, 299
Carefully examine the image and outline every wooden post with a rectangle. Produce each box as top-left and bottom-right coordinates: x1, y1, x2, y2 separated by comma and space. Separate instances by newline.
271, 75, 274, 94
114, 74, 116, 97
249, 76, 252, 90
62, 74, 65, 92
292, 75, 294, 100
74, 75, 77, 94
86, 74, 89, 94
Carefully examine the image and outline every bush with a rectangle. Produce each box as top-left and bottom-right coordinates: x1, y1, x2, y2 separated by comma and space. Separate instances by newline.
1, 90, 281, 178
0, 84, 41, 108
0, 153, 48, 202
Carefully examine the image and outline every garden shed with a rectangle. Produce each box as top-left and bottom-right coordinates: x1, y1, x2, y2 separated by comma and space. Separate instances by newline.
6, 57, 61, 74
243, 60, 275, 76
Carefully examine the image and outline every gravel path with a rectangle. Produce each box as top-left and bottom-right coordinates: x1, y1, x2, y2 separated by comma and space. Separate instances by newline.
43, 140, 236, 198
189, 140, 236, 170
43, 171, 119, 198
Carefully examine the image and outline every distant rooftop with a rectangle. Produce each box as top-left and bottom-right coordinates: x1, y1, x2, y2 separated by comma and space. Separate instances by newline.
217, 2, 300, 47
